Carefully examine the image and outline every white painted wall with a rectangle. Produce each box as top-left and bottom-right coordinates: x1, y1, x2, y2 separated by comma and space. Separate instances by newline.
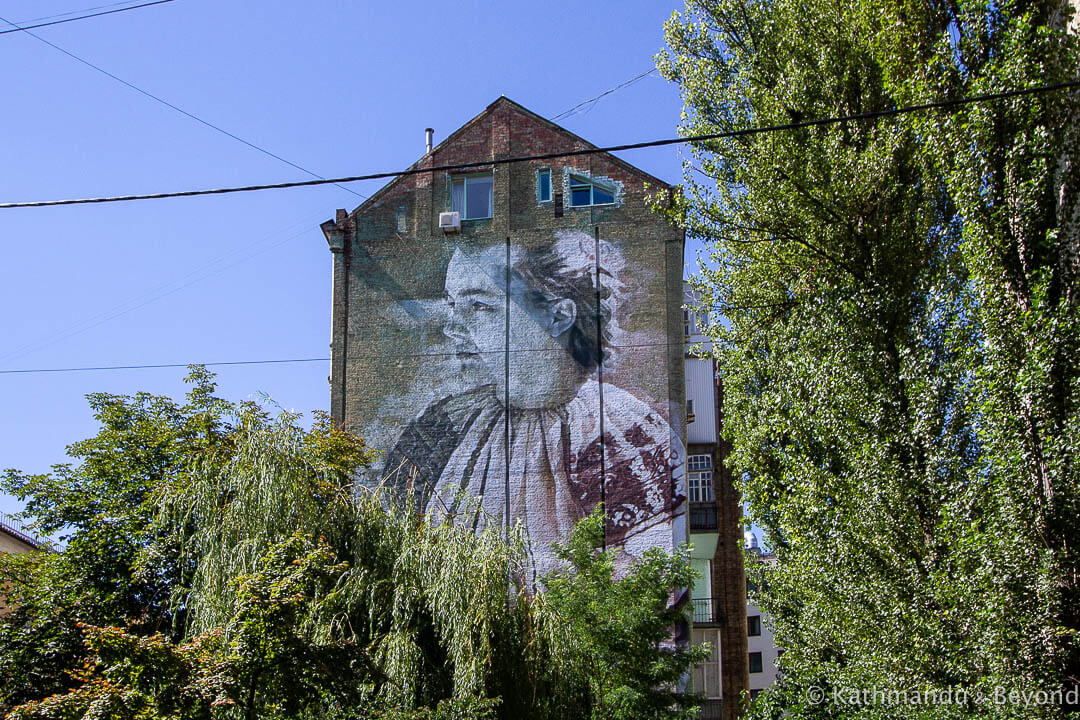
685, 358, 717, 444
0, 529, 37, 554
747, 601, 780, 692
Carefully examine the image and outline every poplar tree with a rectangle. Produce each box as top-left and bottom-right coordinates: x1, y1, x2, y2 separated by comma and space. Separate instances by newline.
659, 0, 1079, 717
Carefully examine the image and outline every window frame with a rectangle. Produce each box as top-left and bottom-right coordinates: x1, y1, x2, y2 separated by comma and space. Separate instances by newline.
568, 173, 617, 208
688, 470, 714, 503
749, 651, 763, 674
748, 614, 761, 637
452, 173, 494, 220
537, 168, 552, 204
687, 455, 714, 503
687, 455, 712, 472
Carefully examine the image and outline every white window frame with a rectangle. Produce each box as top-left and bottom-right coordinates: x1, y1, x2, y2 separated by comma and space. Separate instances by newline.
537, 168, 552, 204
452, 173, 493, 220
689, 471, 714, 503
687, 454, 713, 503
568, 174, 616, 207
688, 454, 712, 472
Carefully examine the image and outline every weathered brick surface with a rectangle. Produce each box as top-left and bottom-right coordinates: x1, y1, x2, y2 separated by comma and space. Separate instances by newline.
323, 97, 686, 572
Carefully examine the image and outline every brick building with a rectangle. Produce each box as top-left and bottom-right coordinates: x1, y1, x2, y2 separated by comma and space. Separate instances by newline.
320, 96, 687, 577
684, 290, 782, 717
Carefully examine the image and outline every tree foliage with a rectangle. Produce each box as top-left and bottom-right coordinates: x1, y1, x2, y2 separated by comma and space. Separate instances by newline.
544, 508, 709, 720
1, 369, 702, 720
659, 0, 1079, 717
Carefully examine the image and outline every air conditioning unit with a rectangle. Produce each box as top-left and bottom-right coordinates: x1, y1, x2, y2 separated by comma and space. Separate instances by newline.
439, 211, 461, 232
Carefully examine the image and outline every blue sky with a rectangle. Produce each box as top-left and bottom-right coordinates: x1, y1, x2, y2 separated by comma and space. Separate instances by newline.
0, 0, 704, 518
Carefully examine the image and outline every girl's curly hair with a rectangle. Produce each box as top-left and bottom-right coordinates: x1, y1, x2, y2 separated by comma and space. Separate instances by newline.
511, 229, 626, 371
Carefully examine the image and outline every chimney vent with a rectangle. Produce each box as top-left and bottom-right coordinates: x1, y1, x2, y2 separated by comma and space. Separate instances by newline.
425, 128, 434, 154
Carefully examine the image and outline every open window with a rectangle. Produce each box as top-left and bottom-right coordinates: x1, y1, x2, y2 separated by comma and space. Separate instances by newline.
563, 168, 621, 208
568, 173, 616, 207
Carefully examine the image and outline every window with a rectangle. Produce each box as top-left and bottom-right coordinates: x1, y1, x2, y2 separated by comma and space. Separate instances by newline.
686, 399, 695, 419
688, 473, 713, 503
687, 454, 713, 503
748, 615, 761, 637
688, 455, 712, 472
569, 174, 616, 207
749, 651, 763, 674
683, 309, 692, 336
537, 168, 552, 203
452, 174, 493, 219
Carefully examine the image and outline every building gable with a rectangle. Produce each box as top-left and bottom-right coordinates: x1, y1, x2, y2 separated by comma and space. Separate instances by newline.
346, 96, 669, 220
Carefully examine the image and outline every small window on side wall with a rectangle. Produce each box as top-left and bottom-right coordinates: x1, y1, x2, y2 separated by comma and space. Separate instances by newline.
537, 168, 552, 203
452, 174, 493, 220
748, 615, 761, 637
749, 651, 763, 674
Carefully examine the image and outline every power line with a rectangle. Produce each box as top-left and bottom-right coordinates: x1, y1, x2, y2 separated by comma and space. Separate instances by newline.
11, 1, 150, 26
0, 341, 717, 376
0, 358, 330, 375
0, 0, 174, 35
0, 73, 687, 365
0, 73, 708, 362
0, 13, 365, 200
551, 68, 657, 121
3, 80, 1075, 210
0, 215, 325, 366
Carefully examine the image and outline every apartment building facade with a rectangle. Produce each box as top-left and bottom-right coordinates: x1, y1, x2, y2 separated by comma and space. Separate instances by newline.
321, 97, 687, 577
683, 289, 782, 717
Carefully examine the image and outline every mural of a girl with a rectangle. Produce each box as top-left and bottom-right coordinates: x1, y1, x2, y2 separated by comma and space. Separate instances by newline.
384, 229, 682, 576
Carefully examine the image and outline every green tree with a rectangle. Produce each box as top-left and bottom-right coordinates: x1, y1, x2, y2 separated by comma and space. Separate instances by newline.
542, 508, 708, 720
0, 367, 236, 709
659, 0, 1078, 717
862, 0, 1080, 696
1, 370, 703, 720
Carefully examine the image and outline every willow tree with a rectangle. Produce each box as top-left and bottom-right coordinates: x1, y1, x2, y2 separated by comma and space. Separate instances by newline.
2, 369, 703, 720
659, 0, 1078, 717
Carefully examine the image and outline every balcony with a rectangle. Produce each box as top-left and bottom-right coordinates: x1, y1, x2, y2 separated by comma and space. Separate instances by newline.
0, 512, 43, 549
691, 597, 718, 625
689, 502, 718, 531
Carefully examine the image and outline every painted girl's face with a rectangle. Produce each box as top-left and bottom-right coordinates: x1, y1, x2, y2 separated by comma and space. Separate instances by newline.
443, 246, 571, 407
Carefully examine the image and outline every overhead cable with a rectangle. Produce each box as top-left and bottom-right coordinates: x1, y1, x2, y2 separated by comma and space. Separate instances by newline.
0, 0, 174, 35
0, 358, 331, 375
551, 67, 657, 121
0, 342, 739, 376
10, 1, 152, 26
0, 12, 366, 200
3, 80, 1075, 210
